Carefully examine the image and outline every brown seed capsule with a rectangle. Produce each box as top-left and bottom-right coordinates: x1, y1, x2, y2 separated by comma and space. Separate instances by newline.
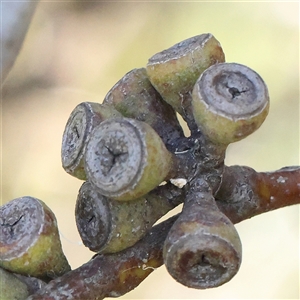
103, 68, 185, 152
84, 117, 176, 201
75, 181, 183, 253
163, 178, 242, 289
0, 197, 71, 280
61, 102, 121, 180
146, 33, 225, 126
192, 62, 270, 145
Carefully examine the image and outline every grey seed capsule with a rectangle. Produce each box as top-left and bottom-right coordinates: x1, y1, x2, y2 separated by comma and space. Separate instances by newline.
61, 102, 121, 180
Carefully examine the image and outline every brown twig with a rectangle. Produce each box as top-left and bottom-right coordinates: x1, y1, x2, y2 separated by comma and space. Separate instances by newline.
27, 165, 299, 299
27, 215, 178, 300
215, 165, 300, 223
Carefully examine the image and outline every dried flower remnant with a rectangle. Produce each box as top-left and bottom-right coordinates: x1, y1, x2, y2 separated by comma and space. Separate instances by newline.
0, 197, 71, 281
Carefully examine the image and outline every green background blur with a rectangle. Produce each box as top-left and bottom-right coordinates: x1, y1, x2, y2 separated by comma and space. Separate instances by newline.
2, 1, 299, 299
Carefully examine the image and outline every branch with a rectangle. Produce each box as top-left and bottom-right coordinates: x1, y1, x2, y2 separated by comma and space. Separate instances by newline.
27, 215, 177, 300
27, 165, 299, 299
215, 165, 300, 223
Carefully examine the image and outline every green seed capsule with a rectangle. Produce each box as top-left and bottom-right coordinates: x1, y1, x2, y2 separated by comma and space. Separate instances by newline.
75, 181, 182, 253
0, 267, 31, 299
84, 117, 176, 201
0, 197, 71, 280
192, 62, 270, 145
0, 267, 46, 299
103, 68, 185, 152
146, 33, 225, 126
85, 118, 174, 200
163, 179, 242, 289
61, 102, 121, 180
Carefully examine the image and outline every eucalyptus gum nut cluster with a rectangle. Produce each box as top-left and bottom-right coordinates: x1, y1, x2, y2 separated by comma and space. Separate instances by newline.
75, 181, 182, 254
61, 101, 122, 180
0, 197, 71, 280
163, 179, 242, 289
84, 117, 176, 201
192, 62, 270, 145
103, 68, 185, 151
146, 33, 225, 120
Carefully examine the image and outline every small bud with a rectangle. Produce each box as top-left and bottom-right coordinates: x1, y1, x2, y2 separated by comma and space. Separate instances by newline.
84, 117, 176, 201
192, 62, 269, 144
0, 197, 71, 280
61, 102, 121, 180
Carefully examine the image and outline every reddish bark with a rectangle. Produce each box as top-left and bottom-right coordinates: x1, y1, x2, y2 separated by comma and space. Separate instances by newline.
215, 165, 300, 223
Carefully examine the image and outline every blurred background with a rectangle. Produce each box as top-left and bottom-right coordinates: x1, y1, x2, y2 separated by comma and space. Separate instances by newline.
2, 1, 299, 299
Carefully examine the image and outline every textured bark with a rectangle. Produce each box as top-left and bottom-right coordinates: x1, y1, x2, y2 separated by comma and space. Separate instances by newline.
27, 215, 178, 300
27, 165, 299, 299
215, 165, 300, 223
